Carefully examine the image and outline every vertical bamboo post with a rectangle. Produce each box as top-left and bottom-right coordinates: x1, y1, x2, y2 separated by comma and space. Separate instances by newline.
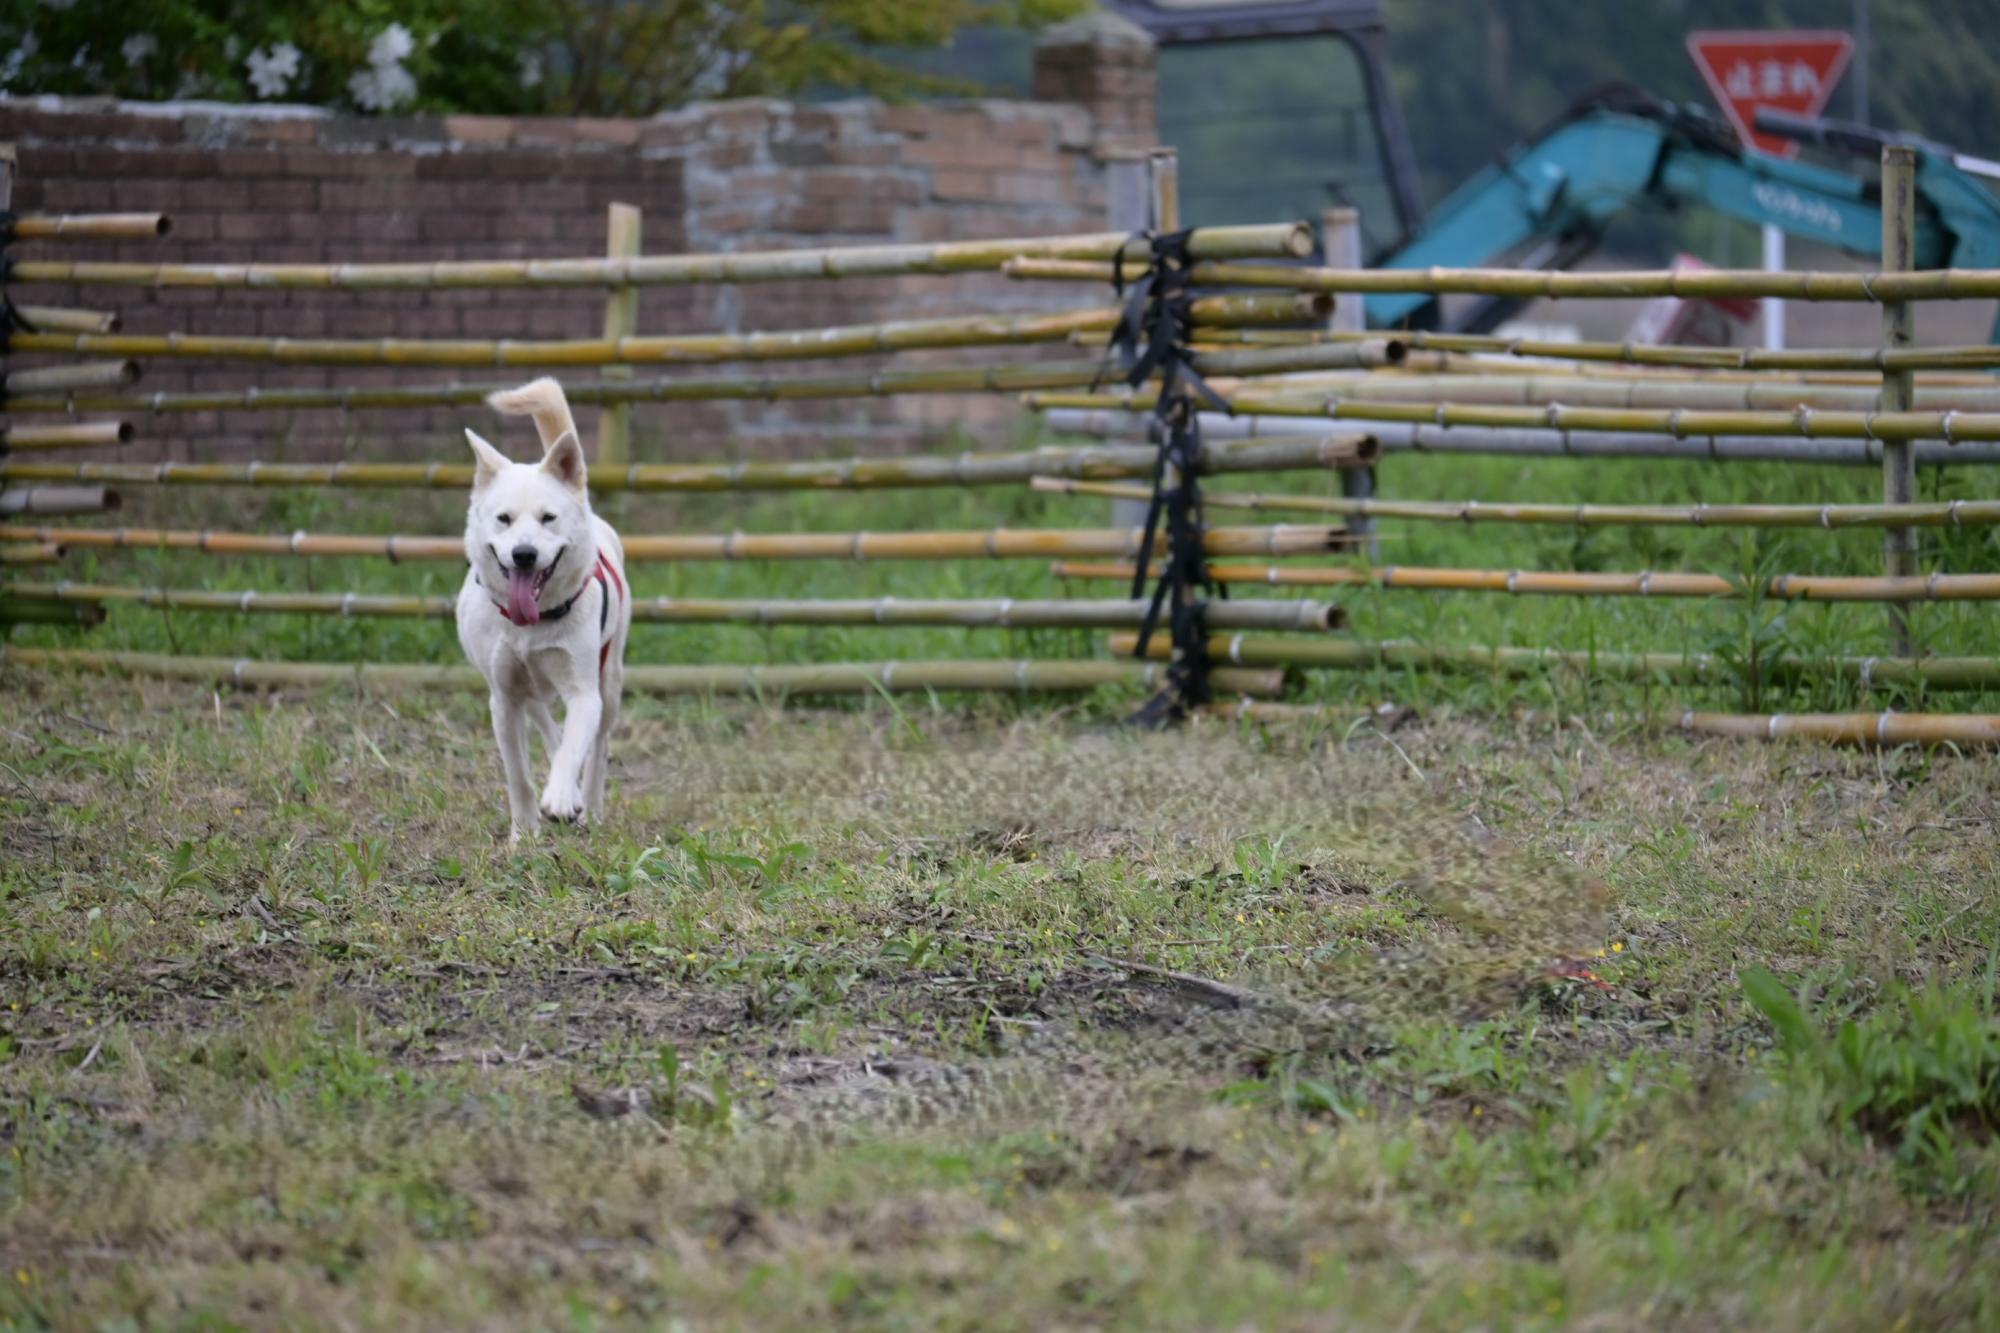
1322, 205, 1378, 560
1880, 145, 1917, 654
597, 203, 641, 468
1103, 150, 1152, 529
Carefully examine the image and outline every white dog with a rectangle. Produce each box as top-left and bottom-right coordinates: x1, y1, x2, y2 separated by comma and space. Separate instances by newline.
456, 377, 631, 844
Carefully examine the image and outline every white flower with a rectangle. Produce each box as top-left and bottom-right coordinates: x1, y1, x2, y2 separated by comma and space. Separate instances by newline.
121, 34, 158, 66
0, 31, 36, 87
348, 62, 416, 111
245, 43, 302, 99
517, 50, 544, 89
367, 23, 415, 68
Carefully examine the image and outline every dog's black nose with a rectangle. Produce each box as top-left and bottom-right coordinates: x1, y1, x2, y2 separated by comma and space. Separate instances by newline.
510, 544, 538, 571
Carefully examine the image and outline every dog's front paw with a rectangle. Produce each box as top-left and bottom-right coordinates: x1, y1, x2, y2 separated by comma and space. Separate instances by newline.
540, 776, 586, 824
507, 821, 539, 849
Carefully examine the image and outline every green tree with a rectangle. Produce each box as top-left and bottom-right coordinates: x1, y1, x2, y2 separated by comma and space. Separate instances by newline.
1, 0, 1084, 118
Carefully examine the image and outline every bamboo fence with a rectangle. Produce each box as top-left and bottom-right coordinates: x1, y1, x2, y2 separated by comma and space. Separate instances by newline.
6, 223, 1313, 291
0, 646, 1285, 700
9, 212, 170, 240
1027, 475, 2000, 529
0, 522, 1341, 562
5, 294, 1329, 370
0, 421, 132, 450
8, 582, 1344, 632
1026, 387, 2000, 446
1038, 406, 2000, 467
0, 347, 1394, 418
1107, 632, 2000, 691
1051, 560, 2000, 603
0, 435, 1376, 495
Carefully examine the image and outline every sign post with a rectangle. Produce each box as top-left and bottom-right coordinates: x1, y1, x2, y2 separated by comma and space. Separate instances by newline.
1686, 31, 1854, 352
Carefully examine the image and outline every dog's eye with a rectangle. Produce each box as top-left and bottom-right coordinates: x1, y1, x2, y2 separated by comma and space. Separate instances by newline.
495, 513, 512, 526
540, 512, 557, 525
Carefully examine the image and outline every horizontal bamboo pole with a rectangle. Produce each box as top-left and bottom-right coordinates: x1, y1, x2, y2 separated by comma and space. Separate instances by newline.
1192, 699, 2000, 747
13, 305, 122, 334
1052, 560, 2000, 603
3, 361, 140, 393
1040, 406, 2000, 467
0, 435, 1376, 495
0, 595, 103, 627
1028, 386, 2000, 446
0, 541, 64, 565
11, 582, 1343, 633
1006, 260, 2000, 303
1238, 371, 2000, 415
6, 294, 1330, 369
0, 646, 1286, 700
1235, 325, 2000, 376
10, 212, 170, 240
1, 421, 133, 451
1110, 632, 2000, 690
0, 486, 120, 516
1674, 710, 2000, 746
0, 346, 1387, 418
1029, 474, 2000, 529
0, 522, 1341, 562
7, 223, 1314, 291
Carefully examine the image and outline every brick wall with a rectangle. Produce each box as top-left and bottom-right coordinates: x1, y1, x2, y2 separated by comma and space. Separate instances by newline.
0, 28, 1157, 464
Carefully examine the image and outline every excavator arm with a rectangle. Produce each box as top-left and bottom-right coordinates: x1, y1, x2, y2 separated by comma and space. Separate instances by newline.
1366, 88, 1987, 332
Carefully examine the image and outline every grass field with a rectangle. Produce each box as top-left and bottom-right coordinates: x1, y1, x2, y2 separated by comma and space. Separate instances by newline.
6, 421, 2000, 1328
2, 673, 1999, 1329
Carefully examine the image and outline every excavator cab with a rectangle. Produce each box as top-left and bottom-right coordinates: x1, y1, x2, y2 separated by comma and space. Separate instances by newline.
1110, 1, 1426, 258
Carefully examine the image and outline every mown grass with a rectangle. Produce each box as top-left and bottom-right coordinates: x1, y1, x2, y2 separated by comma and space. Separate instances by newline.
2, 673, 1998, 1330
12, 423, 2000, 717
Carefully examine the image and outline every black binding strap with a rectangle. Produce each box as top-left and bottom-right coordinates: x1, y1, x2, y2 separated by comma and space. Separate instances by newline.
1099, 228, 1233, 726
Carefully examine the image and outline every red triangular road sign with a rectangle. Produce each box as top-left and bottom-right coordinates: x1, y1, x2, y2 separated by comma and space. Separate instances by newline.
1687, 30, 1854, 158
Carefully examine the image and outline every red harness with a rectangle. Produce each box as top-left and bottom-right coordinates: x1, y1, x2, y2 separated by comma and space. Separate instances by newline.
592, 552, 626, 678
495, 550, 625, 678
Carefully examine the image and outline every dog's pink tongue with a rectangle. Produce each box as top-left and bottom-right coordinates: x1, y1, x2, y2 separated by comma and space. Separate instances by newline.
506, 569, 541, 624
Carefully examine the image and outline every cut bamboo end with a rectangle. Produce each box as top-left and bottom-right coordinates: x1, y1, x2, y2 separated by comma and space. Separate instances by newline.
0, 647, 1289, 701
13, 305, 123, 334
10, 212, 171, 241
0, 595, 105, 627
0, 541, 65, 565
3, 361, 141, 393
2, 421, 134, 451
0, 486, 121, 516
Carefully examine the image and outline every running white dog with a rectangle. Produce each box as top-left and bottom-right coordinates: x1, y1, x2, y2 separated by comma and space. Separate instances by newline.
456, 378, 630, 844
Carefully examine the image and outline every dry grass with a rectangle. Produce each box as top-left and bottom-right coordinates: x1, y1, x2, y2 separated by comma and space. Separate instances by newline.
2, 670, 1998, 1330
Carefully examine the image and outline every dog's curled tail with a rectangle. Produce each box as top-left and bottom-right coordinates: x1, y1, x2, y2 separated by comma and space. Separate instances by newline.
486, 377, 577, 451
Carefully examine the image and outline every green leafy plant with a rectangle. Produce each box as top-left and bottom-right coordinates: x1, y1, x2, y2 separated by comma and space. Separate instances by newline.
1743, 965, 2000, 1193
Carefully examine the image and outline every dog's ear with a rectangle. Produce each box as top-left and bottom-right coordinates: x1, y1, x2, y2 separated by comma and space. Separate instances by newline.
465, 429, 509, 492
540, 428, 588, 493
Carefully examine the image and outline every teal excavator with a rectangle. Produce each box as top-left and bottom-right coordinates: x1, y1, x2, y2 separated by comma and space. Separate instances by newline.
1110, 1, 2000, 336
